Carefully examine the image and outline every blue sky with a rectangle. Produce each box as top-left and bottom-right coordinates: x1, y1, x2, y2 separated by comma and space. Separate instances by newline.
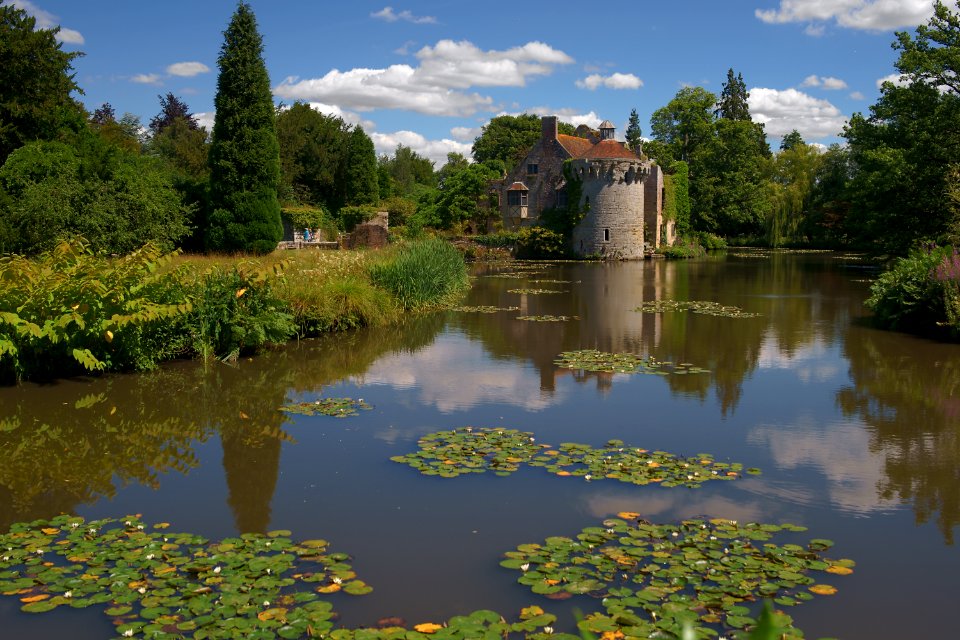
6, 0, 937, 164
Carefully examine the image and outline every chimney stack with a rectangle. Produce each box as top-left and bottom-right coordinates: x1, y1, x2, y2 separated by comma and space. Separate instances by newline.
541, 115, 558, 141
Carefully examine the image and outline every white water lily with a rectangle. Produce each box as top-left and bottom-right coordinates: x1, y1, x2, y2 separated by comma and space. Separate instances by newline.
543, 627, 554, 634
70, 523, 79, 528
1, 556, 7, 562
63, 591, 72, 598
520, 563, 530, 572
145, 554, 155, 560
332, 576, 343, 584
263, 600, 270, 606
35, 549, 44, 555
266, 569, 272, 575
137, 525, 144, 530
710, 536, 717, 541
213, 566, 222, 574
137, 587, 146, 594
584, 474, 592, 481
123, 630, 134, 638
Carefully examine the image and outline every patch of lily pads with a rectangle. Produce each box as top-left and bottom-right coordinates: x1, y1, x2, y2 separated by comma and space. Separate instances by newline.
529, 279, 578, 284
279, 398, 372, 418
635, 300, 761, 318
516, 315, 579, 322
555, 350, 710, 375
502, 515, 853, 639
507, 289, 566, 295
453, 306, 521, 313
0, 515, 372, 638
391, 428, 756, 487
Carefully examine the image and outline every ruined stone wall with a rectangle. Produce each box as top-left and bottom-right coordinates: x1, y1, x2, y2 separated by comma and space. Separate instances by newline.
643, 164, 664, 248
500, 124, 571, 230
570, 159, 647, 259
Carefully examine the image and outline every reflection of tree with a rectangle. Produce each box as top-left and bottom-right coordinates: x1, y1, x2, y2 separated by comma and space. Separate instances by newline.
838, 326, 960, 544
0, 314, 445, 532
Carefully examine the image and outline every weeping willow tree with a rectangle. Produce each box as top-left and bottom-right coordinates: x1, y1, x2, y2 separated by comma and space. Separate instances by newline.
766, 142, 822, 246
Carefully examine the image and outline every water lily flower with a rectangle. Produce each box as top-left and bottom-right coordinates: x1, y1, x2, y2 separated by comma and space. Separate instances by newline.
332, 576, 343, 584
671, 532, 679, 537
123, 630, 134, 637
137, 525, 144, 530
124, 521, 131, 526
64, 591, 72, 598
544, 627, 554, 634
266, 569, 271, 575
137, 587, 146, 594
1, 556, 8, 562
584, 474, 592, 481
70, 523, 79, 528
145, 554, 155, 560
263, 601, 270, 607
35, 549, 44, 555
520, 563, 530, 572
710, 536, 717, 541
213, 566, 222, 574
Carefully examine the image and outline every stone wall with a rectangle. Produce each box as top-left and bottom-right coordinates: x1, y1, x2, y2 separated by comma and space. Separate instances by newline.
570, 159, 647, 259
643, 164, 664, 249
500, 117, 571, 230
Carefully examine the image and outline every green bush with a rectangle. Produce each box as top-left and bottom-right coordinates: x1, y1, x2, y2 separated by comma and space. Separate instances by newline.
660, 238, 706, 259
474, 231, 520, 248
281, 205, 338, 241
337, 205, 376, 232
0, 239, 192, 383
695, 231, 728, 250
866, 244, 951, 333
368, 238, 468, 309
515, 227, 569, 259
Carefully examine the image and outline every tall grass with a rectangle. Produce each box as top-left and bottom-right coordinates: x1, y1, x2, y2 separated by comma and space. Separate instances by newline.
368, 238, 469, 309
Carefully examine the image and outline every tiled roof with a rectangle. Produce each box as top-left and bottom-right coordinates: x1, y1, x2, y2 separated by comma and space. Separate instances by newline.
507, 181, 528, 191
582, 139, 640, 160
557, 134, 594, 158
599, 120, 615, 129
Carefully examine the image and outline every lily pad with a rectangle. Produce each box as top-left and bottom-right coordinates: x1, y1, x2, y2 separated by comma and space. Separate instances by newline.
453, 306, 521, 313
279, 398, 372, 418
516, 315, 579, 322
507, 289, 566, 295
635, 299, 761, 318
555, 350, 709, 376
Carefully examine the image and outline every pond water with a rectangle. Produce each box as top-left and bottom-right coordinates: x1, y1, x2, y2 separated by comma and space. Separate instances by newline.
1, 251, 958, 639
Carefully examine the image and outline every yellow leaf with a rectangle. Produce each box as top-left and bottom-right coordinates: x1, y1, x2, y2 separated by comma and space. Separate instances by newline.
40, 528, 59, 535
617, 512, 641, 520
809, 584, 838, 595
414, 623, 443, 634
555, 471, 571, 476
20, 594, 49, 603
726, 471, 739, 477
104, 330, 113, 343
647, 461, 661, 468
505, 457, 523, 463
257, 607, 287, 622
544, 450, 560, 456
316, 584, 341, 594
600, 632, 625, 639
239, 412, 249, 420
826, 565, 853, 575
154, 522, 170, 530
155, 566, 177, 576
236, 288, 247, 298
544, 579, 560, 585
128, 581, 147, 589
520, 606, 544, 619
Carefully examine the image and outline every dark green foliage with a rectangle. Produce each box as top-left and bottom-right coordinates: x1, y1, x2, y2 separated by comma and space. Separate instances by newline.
368, 238, 469, 309
473, 231, 521, 247
0, 139, 191, 255
695, 231, 728, 250
649, 87, 717, 164
189, 263, 295, 361
780, 129, 805, 151
281, 205, 337, 240
472, 114, 574, 167
0, 239, 192, 383
337, 205, 375, 232
669, 161, 691, 236
342, 125, 379, 206
808, 144, 853, 245
865, 244, 952, 333
659, 238, 706, 259
0, 5, 86, 164
716, 68, 751, 120
207, 2, 282, 254
276, 102, 350, 207
515, 227, 568, 259
149, 92, 199, 135
379, 144, 435, 196
380, 195, 417, 227
894, 0, 960, 94
625, 108, 643, 153
433, 161, 500, 229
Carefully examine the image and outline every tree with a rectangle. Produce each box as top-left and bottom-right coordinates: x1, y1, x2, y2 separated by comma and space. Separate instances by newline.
380, 144, 435, 195
780, 129, 805, 151
206, 2, 282, 254
625, 109, 643, 153
716, 68, 751, 121
91, 103, 116, 125
472, 114, 575, 168
894, 1, 960, 95
275, 102, 349, 206
649, 87, 717, 164
149, 93, 199, 135
433, 161, 499, 229
0, 5, 86, 164
341, 125, 378, 207
766, 141, 821, 245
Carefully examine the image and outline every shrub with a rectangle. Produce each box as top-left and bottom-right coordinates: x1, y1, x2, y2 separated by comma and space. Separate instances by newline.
286, 276, 394, 335
473, 232, 520, 248
368, 238, 469, 309
866, 244, 951, 333
660, 238, 706, 259
282, 205, 338, 241
695, 231, 728, 250
515, 227, 568, 259
0, 239, 192, 383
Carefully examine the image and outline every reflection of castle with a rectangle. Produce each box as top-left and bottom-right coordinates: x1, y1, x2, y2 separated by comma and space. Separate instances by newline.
499, 116, 676, 257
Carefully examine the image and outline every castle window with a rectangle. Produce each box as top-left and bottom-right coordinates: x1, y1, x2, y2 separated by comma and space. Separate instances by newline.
556, 189, 568, 209
604, 228, 610, 242
527, 163, 539, 175
507, 190, 528, 206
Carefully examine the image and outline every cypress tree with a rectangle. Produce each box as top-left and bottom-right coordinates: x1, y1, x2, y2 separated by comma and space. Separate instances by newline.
206, 2, 281, 254
716, 68, 751, 121
625, 108, 643, 153
342, 125, 379, 207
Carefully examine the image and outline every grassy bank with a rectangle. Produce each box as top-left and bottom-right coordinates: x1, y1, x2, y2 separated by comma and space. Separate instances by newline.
0, 238, 469, 383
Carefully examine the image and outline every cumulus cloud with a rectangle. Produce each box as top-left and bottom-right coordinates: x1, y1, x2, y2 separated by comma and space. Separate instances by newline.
371, 6, 436, 24
748, 87, 848, 139
273, 39, 573, 117
370, 130, 471, 166
192, 112, 215, 132
575, 72, 643, 90
130, 73, 162, 85
849, 90, 866, 100
876, 72, 908, 88
166, 62, 210, 77
756, 0, 935, 31
498, 107, 603, 129
9, 0, 84, 43
450, 126, 481, 142
800, 74, 848, 90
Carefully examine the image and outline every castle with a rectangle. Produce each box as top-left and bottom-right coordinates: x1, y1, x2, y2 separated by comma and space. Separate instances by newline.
499, 116, 674, 259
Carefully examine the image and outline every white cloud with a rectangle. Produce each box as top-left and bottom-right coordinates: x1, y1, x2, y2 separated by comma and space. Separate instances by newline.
192, 111, 215, 132
9, 0, 84, 43
804, 23, 825, 36
499, 107, 603, 129
130, 73, 162, 85
371, 6, 437, 25
370, 130, 471, 166
756, 0, 935, 31
849, 90, 866, 100
450, 126, 481, 142
575, 72, 643, 91
876, 72, 908, 88
273, 39, 573, 117
166, 61, 210, 77
749, 87, 848, 139
800, 74, 848, 90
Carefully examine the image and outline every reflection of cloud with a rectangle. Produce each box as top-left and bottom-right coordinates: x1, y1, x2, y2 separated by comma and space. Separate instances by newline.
584, 491, 766, 523
747, 418, 897, 514
361, 334, 562, 413
756, 330, 841, 383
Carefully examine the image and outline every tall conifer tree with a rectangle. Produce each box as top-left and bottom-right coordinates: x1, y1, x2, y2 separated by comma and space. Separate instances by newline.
716, 68, 751, 121
625, 109, 643, 153
343, 126, 379, 207
206, 2, 281, 254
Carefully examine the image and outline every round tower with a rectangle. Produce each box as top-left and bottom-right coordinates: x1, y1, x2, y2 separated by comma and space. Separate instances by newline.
569, 139, 647, 259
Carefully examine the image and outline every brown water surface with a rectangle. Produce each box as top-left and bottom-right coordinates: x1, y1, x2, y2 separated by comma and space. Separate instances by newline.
1, 251, 958, 639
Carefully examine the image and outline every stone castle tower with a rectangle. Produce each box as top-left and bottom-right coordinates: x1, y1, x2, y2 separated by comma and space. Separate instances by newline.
499, 116, 670, 258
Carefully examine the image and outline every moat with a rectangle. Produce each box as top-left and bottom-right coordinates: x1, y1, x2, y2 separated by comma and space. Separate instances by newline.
1, 251, 958, 639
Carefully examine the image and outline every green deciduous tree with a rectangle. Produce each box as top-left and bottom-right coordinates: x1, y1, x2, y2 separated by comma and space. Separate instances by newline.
379, 144, 435, 196
766, 142, 821, 246
206, 2, 281, 254
649, 87, 717, 164
275, 102, 349, 207
472, 114, 574, 169
625, 108, 643, 153
780, 129, 805, 151
0, 5, 86, 164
